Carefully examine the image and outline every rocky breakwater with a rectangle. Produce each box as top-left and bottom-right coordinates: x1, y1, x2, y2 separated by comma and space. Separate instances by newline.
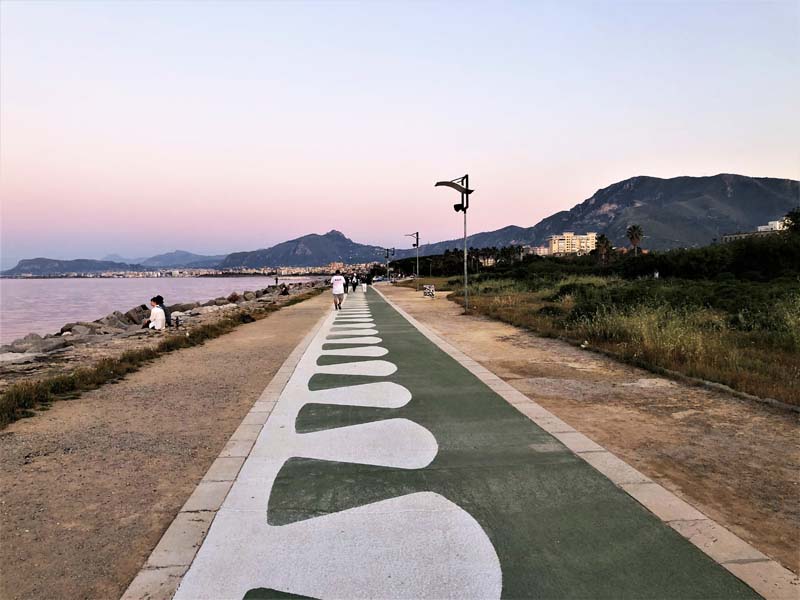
0, 281, 323, 393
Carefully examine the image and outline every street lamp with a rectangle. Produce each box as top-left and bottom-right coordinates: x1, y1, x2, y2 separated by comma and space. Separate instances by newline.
435, 174, 473, 311
383, 247, 395, 282
405, 232, 420, 290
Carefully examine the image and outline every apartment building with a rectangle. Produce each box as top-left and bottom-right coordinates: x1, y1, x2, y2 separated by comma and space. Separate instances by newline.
547, 232, 597, 255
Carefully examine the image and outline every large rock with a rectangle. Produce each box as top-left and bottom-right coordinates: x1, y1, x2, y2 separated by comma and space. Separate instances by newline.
95, 311, 132, 329
242, 291, 256, 301
168, 302, 198, 312
214, 297, 228, 306
10, 336, 68, 353
125, 304, 150, 324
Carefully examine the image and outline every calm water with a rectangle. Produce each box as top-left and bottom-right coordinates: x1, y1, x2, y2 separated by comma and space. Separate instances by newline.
0, 277, 324, 345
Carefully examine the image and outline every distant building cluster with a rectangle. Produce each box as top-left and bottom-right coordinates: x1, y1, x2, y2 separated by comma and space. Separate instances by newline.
524, 231, 598, 257
721, 219, 787, 243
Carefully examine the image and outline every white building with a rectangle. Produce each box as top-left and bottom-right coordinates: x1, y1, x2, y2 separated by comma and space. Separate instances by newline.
547, 232, 597, 255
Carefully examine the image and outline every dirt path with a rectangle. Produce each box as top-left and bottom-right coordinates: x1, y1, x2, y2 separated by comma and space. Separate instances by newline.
0, 293, 329, 600
381, 284, 800, 574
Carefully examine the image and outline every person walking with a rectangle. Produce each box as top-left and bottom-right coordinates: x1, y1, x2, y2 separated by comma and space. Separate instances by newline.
361, 273, 368, 293
350, 273, 358, 293
331, 269, 346, 310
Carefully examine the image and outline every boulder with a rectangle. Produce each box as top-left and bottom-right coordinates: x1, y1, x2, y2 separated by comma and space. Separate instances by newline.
168, 302, 198, 312
10, 337, 68, 353
202, 299, 217, 307
226, 292, 241, 303
242, 291, 256, 301
214, 297, 228, 306
70, 324, 94, 336
254, 289, 264, 298
125, 304, 150, 324
95, 311, 132, 329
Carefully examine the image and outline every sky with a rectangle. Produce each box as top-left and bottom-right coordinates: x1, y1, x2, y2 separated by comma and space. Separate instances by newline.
1, 0, 798, 268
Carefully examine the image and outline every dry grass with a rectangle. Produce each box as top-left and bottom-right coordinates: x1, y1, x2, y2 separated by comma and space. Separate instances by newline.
458, 278, 800, 406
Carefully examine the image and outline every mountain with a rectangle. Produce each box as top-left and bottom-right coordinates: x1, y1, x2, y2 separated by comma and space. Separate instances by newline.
140, 250, 227, 268
102, 250, 226, 268
2, 258, 140, 276
102, 253, 147, 264
220, 230, 384, 268
399, 174, 798, 255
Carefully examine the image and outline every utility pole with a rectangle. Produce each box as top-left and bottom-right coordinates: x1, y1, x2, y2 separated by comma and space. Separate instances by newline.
435, 174, 473, 312
405, 232, 420, 290
383, 247, 395, 282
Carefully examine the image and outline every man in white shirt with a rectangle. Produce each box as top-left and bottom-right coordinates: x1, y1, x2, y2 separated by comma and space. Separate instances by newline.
145, 296, 167, 330
330, 270, 346, 310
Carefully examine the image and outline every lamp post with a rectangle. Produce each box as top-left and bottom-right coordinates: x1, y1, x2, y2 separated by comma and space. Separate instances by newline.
405, 232, 420, 290
383, 247, 395, 282
435, 174, 473, 311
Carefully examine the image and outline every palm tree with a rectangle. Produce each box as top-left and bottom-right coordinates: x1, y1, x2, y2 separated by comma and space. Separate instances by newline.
596, 234, 612, 265
626, 224, 644, 256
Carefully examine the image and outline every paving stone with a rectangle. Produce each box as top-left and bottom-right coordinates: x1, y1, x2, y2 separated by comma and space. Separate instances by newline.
621, 482, 708, 522
533, 416, 576, 433
230, 423, 263, 441
579, 451, 652, 485
724, 560, 800, 600
242, 411, 270, 425
670, 519, 768, 565
146, 511, 215, 568
219, 438, 256, 458
202, 456, 245, 482
181, 481, 233, 512
121, 566, 187, 600
551, 431, 605, 453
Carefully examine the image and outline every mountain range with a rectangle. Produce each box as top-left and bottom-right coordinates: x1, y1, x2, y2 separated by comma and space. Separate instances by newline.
101, 250, 227, 268
4, 174, 797, 276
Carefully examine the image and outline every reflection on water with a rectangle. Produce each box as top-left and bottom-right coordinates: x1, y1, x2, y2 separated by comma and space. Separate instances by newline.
0, 277, 323, 344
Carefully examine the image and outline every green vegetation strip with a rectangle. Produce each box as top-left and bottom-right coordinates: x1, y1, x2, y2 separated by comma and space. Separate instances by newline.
0, 288, 323, 428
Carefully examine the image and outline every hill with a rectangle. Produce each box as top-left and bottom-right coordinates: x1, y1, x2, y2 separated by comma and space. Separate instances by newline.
2, 258, 140, 276
400, 174, 798, 256
220, 230, 384, 268
140, 250, 227, 268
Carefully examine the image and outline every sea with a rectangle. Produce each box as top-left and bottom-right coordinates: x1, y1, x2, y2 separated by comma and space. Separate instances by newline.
0, 276, 325, 345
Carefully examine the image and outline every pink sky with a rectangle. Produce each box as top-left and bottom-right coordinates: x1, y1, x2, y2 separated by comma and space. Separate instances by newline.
1, 1, 798, 267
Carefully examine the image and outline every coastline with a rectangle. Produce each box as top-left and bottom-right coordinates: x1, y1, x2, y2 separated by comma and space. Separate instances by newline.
0, 291, 332, 600
0, 280, 325, 421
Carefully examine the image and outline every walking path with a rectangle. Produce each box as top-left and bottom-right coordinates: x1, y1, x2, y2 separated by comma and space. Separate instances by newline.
125, 286, 789, 599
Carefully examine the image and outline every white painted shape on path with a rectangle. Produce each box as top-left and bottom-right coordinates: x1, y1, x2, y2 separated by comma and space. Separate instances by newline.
327, 329, 379, 336
176, 492, 502, 600
321, 346, 388, 357
297, 419, 437, 468
315, 359, 397, 377
174, 299, 502, 600
322, 336, 382, 345
331, 322, 375, 329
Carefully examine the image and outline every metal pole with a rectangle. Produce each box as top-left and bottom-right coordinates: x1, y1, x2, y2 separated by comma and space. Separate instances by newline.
416, 233, 420, 291
463, 203, 468, 311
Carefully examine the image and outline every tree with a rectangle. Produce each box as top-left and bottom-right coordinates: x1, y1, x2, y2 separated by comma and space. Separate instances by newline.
784, 208, 800, 234
626, 224, 644, 256
595, 234, 612, 265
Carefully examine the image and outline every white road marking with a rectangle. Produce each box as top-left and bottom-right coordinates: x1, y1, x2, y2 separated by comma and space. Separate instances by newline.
174, 300, 502, 600
321, 346, 388, 357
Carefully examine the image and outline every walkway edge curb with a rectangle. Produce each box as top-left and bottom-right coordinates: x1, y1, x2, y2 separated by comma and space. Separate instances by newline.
120, 307, 330, 600
375, 285, 798, 600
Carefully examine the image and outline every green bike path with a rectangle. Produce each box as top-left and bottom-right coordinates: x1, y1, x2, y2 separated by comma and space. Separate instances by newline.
173, 287, 759, 599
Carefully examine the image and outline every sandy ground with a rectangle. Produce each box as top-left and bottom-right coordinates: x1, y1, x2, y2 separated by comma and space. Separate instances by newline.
0, 293, 329, 600
381, 284, 800, 574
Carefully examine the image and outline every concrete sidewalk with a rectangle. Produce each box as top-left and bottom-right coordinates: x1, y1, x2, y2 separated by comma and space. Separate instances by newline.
124, 286, 792, 599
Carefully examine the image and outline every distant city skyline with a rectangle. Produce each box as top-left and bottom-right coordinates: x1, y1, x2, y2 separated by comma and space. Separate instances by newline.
2, 0, 798, 269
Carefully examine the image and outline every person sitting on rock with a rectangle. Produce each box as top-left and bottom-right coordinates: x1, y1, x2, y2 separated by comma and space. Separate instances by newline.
154, 295, 172, 327
142, 297, 166, 330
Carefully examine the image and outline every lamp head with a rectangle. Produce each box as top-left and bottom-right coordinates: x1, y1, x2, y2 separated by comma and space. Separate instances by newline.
453, 203, 464, 212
